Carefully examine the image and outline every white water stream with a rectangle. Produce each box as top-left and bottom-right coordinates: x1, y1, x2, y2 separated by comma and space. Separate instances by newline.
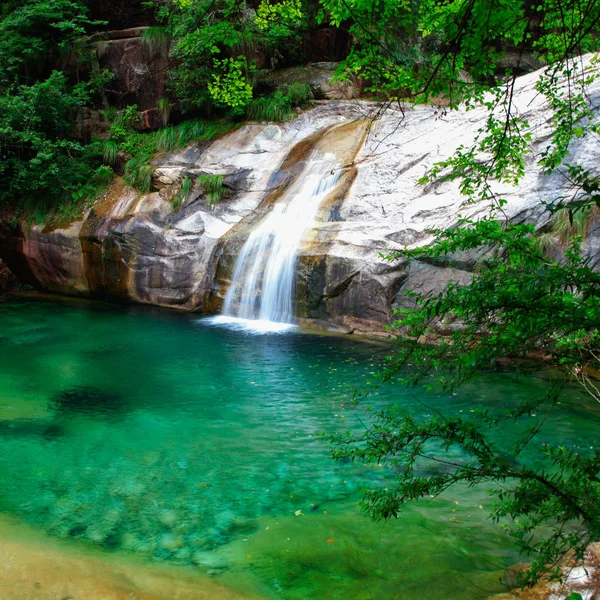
212, 153, 340, 333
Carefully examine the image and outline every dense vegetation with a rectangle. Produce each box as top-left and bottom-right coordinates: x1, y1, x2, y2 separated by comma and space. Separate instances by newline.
1, 0, 600, 591
325, 0, 600, 589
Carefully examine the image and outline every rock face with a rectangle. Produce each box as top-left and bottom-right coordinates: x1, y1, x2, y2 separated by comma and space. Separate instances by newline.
91, 27, 169, 126
1, 58, 599, 335
487, 542, 600, 600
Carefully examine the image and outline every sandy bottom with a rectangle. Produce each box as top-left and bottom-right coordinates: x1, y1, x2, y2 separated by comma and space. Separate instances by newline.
0, 517, 260, 600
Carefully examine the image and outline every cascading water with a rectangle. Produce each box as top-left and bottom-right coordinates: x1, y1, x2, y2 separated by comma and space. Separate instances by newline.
213, 153, 340, 332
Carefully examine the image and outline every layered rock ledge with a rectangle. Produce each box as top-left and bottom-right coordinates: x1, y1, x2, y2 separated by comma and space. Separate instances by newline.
1, 58, 598, 335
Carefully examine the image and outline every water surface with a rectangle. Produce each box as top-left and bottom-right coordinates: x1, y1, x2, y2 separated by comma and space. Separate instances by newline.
0, 297, 597, 599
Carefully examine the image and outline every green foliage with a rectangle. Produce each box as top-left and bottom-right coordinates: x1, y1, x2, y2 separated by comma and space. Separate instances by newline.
102, 140, 119, 167
0, 0, 112, 219
255, 0, 304, 40
124, 156, 153, 193
199, 174, 225, 206
318, 0, 600, 103
155, 119, 231, 152
0, 0, 104, 85
286, 82, 313, 105
246, 82, 312, 121
208, 57, 254, 111
326, 0, 600, 588
148, 0, 308, 111
551, 205, 599, 243
333, 217, 600, 584
0, 71, 108, 216
171, 175, 193, 212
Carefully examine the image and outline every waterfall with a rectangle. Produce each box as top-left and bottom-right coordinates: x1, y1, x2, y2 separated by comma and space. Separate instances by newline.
213, 153, 340, 332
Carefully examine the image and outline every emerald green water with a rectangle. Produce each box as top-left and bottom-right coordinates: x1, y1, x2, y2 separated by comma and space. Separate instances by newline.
0, 298, 598, 599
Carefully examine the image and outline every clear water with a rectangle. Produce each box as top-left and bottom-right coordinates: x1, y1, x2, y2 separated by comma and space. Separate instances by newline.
221, 153, 340, 327
0, 297, 598, 599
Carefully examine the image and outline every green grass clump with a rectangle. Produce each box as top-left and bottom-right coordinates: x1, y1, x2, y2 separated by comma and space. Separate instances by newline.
551, 205, 599, 242
171, 176, 194, 212
245, 83, 313, 122
102, 140, 118, 167
156, 120, 230, 153
156, 97, 172, 126
286, 82, 313, 105
142, 27, 171, 55
125, 156, 153, 193
199, 174, 225, 206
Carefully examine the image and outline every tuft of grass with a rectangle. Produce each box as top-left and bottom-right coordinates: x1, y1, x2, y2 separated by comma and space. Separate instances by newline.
141, 27, 171, 55
170, 176, 194, 213
551, 205, 599, 242
156, 120, 230, 153
125, 156, 153, 193
95, 40, 110, 60
246, 91, 291, 122
536, 232, 557, 253
245, 83, 313, 122
156, 126, 178, 153
181, 175, 193, 199
286, 82, 313, 105
102, 140, 118, 167
199, 174, 225, 206
156, 97, 172, 126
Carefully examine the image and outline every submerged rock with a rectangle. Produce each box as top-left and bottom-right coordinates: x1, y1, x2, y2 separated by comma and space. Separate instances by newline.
51, 386, 124, 416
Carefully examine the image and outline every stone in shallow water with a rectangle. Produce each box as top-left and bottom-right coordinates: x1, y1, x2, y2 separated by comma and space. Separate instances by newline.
191, 550, 229, 569
121, 532, 142, 551
50, 386, 124, 417
214, 509, 236, 532
158, 509, 179, 528
159, 533, 183, 552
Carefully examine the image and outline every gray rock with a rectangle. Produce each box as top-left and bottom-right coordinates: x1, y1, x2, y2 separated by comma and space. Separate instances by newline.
1, 57, 598, 336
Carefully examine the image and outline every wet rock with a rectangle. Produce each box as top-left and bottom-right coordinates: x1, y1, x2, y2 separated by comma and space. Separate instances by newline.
94, 28, 169, 113
1, 58, 599, 336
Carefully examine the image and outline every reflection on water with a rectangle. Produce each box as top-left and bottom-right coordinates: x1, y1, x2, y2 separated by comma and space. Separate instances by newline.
0, 298, 597, 599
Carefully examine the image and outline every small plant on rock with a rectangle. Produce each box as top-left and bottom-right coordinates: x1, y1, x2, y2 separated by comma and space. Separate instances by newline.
199, 174, 225, 206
